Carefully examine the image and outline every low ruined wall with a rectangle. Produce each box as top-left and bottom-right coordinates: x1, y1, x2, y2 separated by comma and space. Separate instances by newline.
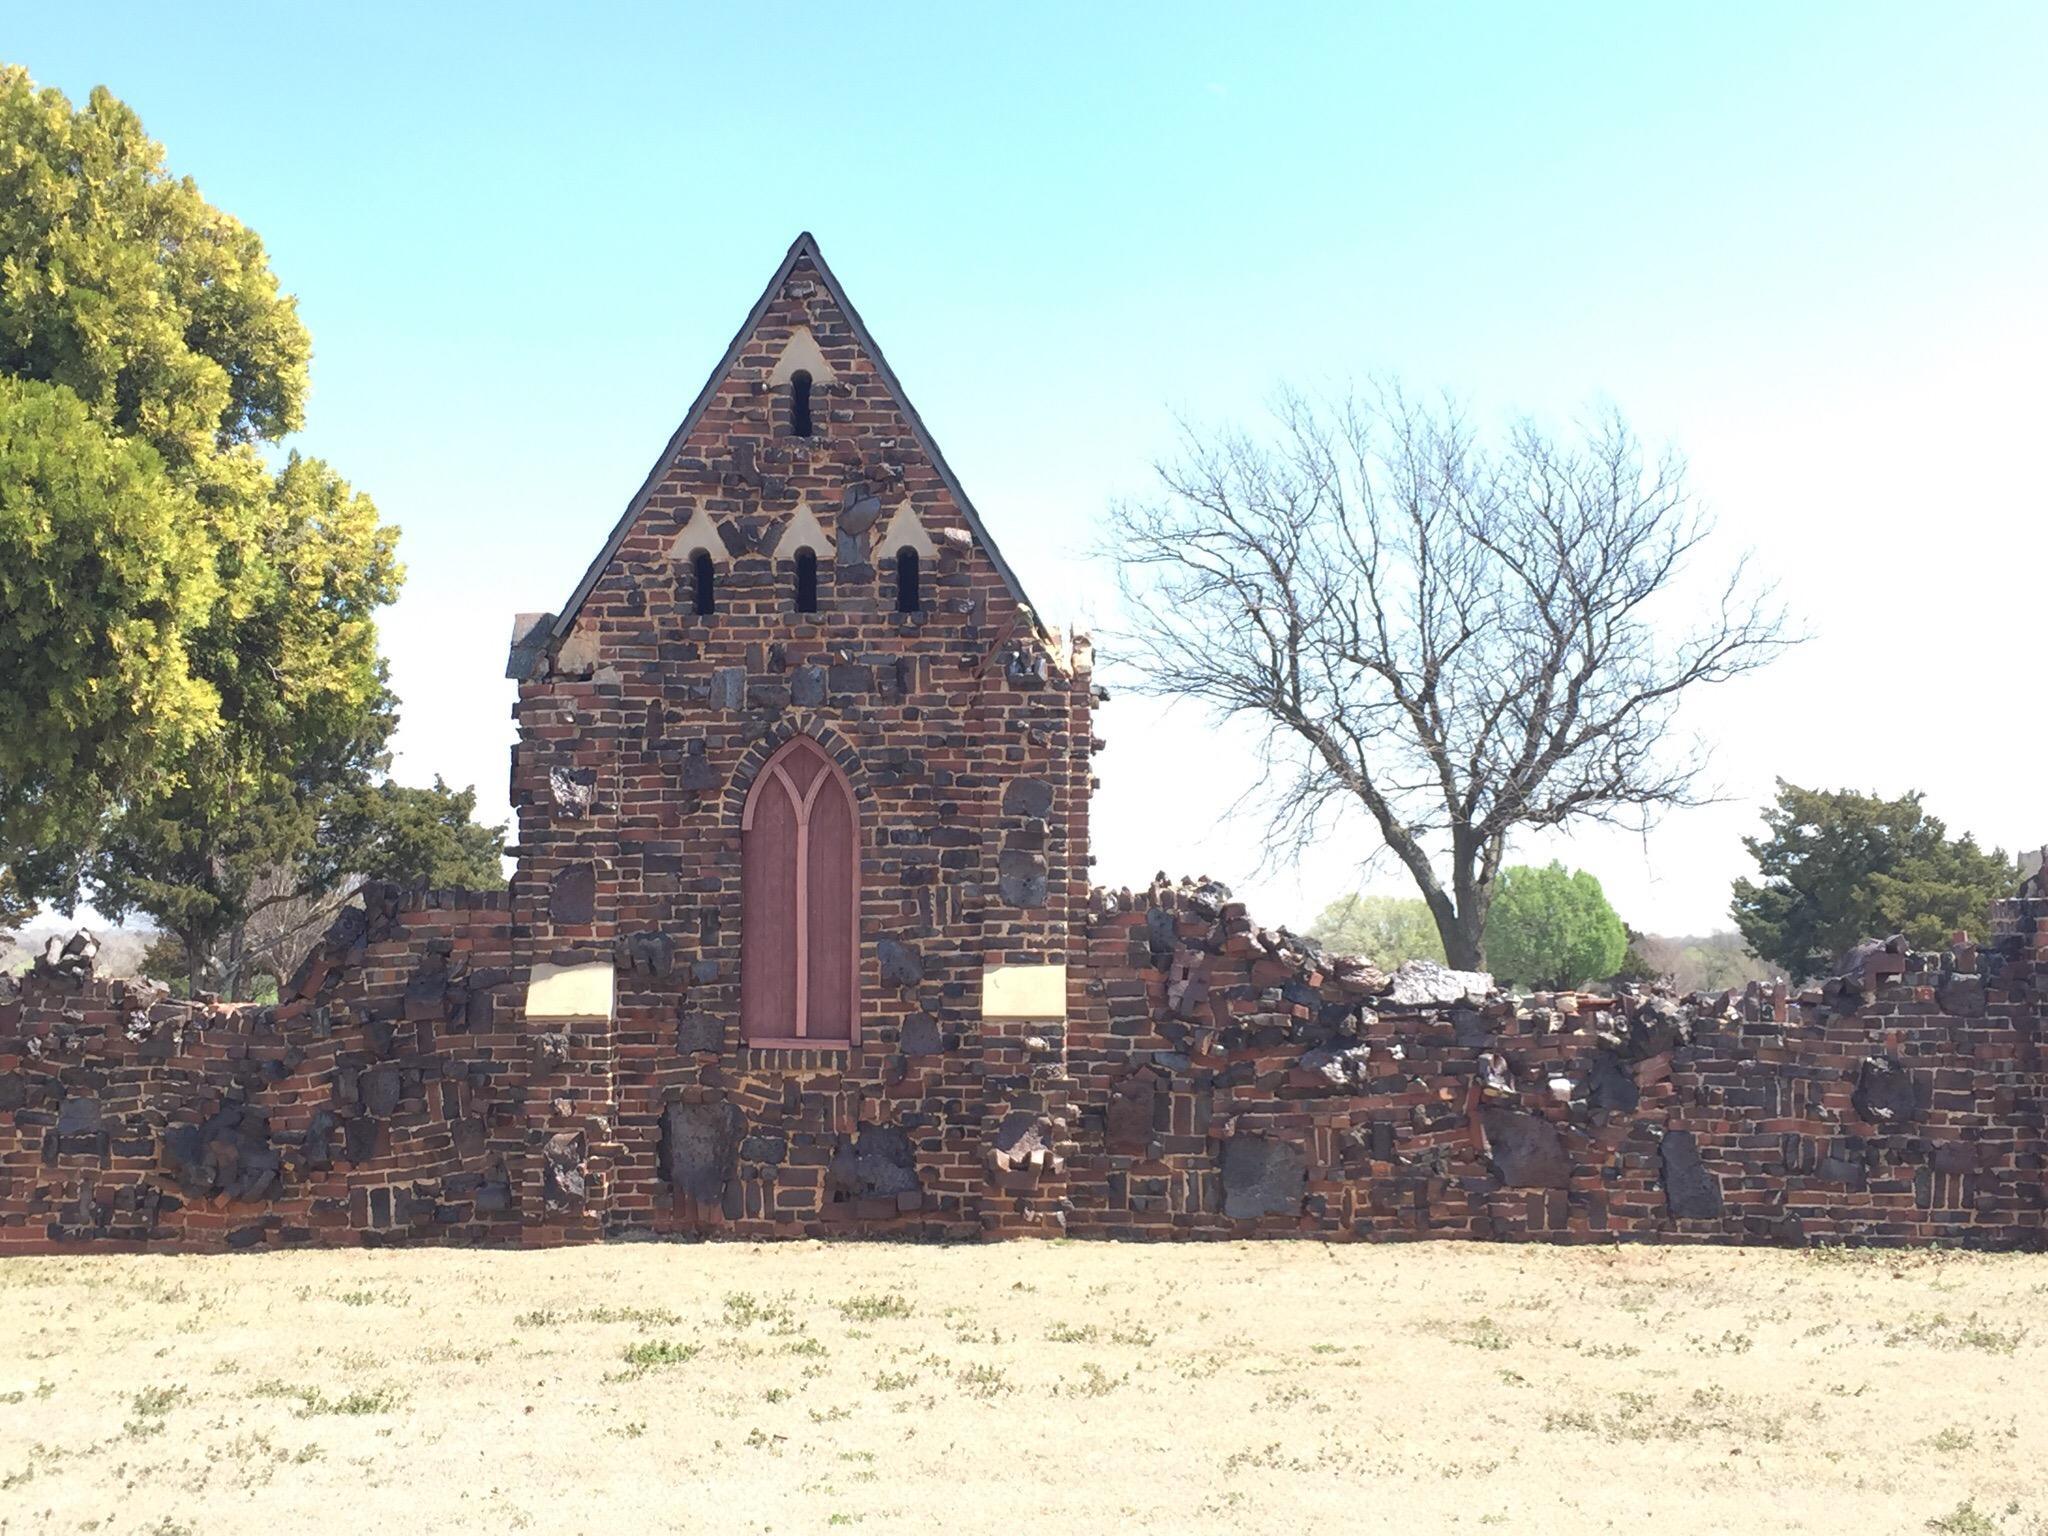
1068, 883, 2046, 1246
1, 882, 2042, 1253
0, 885, 593, 1255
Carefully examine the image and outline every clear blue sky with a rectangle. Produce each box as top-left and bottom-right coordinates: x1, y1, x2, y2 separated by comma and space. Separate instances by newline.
11, 5, 2047, 934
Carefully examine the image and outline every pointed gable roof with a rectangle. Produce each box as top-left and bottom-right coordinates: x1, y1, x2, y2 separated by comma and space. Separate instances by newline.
550, 232, 1036, 641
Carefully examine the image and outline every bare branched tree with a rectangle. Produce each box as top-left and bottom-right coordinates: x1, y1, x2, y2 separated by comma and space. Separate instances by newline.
1108, 389, 1792, 970
226, 866, 357, 998
146, 865, 357, 1001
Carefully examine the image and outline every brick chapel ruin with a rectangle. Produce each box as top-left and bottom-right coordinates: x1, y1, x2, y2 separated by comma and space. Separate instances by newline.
1, 235, 2042, 1251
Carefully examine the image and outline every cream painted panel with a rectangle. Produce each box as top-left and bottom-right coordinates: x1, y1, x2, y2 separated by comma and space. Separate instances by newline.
981, 962, 1068, 1021
768, 500, 834, 560
526, 961, 616, 1022
767, 326, 838, 385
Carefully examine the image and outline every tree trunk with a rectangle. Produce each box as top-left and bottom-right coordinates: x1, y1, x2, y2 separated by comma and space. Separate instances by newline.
1442, 912, 1486, 972
1440, 834, 1490, 972
224, 923, 248, 1003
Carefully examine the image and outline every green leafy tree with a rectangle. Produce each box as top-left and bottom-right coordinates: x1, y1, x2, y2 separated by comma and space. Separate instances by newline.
83, 455, 400, 994
0, 376, 219, 916
1307, 893, 1446, 967
1731, 782, 2015, 979
1484, 862, 1629, 990
0, 66, 308, 475
140, 778, 506, 998
322, 778, 508, 892
0, 66, 405, 973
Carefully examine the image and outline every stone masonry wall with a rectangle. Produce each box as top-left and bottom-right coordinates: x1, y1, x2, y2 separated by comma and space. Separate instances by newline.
1068, 881, 2046, 1246
2, 880, 2041, 1253
0, 884, 609, 1255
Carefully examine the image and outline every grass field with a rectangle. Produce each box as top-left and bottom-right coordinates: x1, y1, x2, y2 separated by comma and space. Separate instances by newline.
0, 1240, 2042, 1535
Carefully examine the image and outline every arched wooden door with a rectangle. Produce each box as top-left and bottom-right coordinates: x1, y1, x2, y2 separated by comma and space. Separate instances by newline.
741, 737, 858, 1046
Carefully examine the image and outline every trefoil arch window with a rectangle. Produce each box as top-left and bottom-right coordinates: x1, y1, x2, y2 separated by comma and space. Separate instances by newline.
741, 736, 858, 1046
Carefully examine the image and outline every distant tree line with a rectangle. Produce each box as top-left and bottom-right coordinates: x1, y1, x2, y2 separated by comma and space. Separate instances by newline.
1309, 861, 1631, 990
1307, 782, 2017, 991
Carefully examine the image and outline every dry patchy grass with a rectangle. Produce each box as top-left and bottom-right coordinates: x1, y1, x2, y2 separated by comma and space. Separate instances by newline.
0, 1240, 2043, 1533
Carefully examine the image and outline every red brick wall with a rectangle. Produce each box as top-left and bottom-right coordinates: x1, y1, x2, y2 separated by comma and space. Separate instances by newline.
0, 885, 601, 1254
2, 882, 2041, 1253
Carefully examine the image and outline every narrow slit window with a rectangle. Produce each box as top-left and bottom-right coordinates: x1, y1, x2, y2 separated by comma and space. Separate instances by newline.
794, 548, 819, 613
894, 547, 922, 613
788, 370, 814, 437
691, 550, 715, 616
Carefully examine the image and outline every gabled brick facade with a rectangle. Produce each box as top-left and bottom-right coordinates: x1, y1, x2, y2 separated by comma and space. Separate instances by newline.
505, 234, 1098, 1235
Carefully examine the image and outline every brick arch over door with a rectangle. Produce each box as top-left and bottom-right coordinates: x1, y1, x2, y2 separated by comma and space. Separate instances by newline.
741, 735, 859, 1046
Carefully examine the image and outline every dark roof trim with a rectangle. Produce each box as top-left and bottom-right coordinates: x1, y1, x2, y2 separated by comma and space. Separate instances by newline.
550, 231, 1037, 641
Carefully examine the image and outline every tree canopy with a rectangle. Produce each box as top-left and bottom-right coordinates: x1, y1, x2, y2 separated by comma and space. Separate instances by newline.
1483, 861, 1629, 990
1108, 388, 1788, 969
1731, 782, 2016, 979
0, 66, 309, 472
0, 375, 218, 919
0, 66, 499, 996
1306, 893, 1446, 968
139, 777, 506, 999
81, 451, 401, 989
0, 64, 361, 932
322, 779, 508, 892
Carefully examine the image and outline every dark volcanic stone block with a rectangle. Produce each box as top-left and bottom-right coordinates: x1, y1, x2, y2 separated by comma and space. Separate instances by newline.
661, 1101, 746, 1204
829, 1125, 920, 1200
617, 931, 676, 978
1300, 1044, 1371, 1089
403, 970, 446, 1022
680, 744, 721, 791
878, 938, 923, 987
998, 850, 1048, 907
56, 1097, 103, 1135
1481, 1108, 1570, 1189
1586, 1051, 1640, 1114
1661, 1129, 1724, 1219
363, 1067, 403, 1117
1852, 1055, 1922, 1127
899, 1013, 943, 1056
550, 863, 597, 926
1221, 1134, 1305, 1219
1001, 777, 1054, 818
543, 1129, 588, 1210
677, 1012, 724, 1054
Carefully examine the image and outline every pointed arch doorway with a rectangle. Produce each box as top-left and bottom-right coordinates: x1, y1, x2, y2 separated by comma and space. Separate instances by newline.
741, 736, 859, 1047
